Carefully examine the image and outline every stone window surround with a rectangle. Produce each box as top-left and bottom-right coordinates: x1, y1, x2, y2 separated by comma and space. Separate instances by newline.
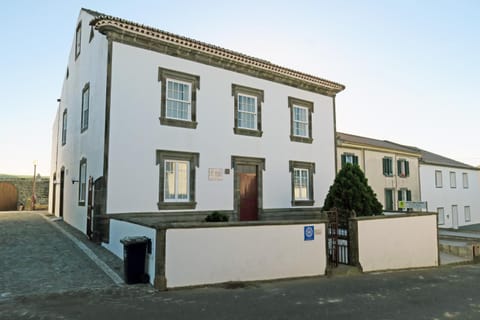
463, 172, 469, 189
450, 171, 457, 189
289, 160, 315, 206
231, 84, 264, 137
61, 109, 67, 146
156, 150, 199, 210
81, 82, 90, 133
435, 170, 443, 188
383, 157, 394, 177
78, 157, 87, 206
158, 67, 200, 129
75, 21, 81, 59
288, 97, 313, 144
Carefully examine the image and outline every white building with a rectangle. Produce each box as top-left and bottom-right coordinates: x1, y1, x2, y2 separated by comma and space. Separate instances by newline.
417, 149, 480, 229
49, 9, 345, 241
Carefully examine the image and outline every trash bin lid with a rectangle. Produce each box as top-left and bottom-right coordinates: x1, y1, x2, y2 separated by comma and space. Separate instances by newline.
120, 236, 150, 245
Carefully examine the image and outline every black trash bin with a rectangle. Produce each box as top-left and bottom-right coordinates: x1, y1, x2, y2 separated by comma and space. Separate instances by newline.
120, 236, 151, 284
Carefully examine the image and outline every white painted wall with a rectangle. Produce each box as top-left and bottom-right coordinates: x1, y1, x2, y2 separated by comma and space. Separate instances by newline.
50, 9, 108, 232
356, 214, 438, 272
106, 42, 336, 214
103, 219, 156, 285
165, 224, 326, 288
420, 165, 480, 228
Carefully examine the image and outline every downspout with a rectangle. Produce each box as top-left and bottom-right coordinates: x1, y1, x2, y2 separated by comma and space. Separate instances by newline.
333, 95, 338, 174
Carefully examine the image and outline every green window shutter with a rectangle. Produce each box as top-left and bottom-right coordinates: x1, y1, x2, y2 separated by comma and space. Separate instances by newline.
383, 158, 387, 175
398, 190, 403, 202
406, 190, 412, 201
405, 161, 410, 177
341, 154, 346, 168
397, 160, 401, 176
353, 155, 359, 165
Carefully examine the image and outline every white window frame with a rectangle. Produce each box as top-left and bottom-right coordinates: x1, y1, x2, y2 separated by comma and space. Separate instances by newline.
450, 171, 456, 188
293, 168, 310, 201
463, 173, 469, 189
237, 93, 258, 130
164, 159, 190, 202
465, 206, 471, 222
437, 207, 445, 225
61, 110, 67, 146
165, 79, 192, 121
75, 22, 81, 58
292, 105, 309, 138
435, 170, 443, 188
81, 84, 89, 132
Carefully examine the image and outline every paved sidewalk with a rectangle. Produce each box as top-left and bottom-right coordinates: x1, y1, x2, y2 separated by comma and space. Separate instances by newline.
0, 211, 121, 299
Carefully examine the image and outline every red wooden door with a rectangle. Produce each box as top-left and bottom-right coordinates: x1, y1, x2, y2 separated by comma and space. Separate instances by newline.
239, 173, 258, 221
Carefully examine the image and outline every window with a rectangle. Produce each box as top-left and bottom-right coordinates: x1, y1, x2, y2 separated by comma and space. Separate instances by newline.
158, 68, 200, 129
81, 83, 90, 132
156, 150, 199, 209
383, 157, 393, 176
75, 22, 81, 59
288, 97, 313, 143
384, 189, 394, 211
61, 109, 67, 146
450, 172, 456, 188
437, 207, 445, 225
465, 206, 471, 222
232, 84, 264, 137
397, 159, 410, 177
463, 173, 469, 189
398, 189, 412, 211
435, 170, 443, 188
289, 161, 315, 206
78, 158, 87, 205
341, 153, 359, 168
89, 26, 94, 42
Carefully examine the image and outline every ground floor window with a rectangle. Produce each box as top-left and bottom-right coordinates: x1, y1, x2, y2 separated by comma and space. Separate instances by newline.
384, 189, 394, 211
289, 161, 315, 206
437, 207, 445, 225
465, 206, 471, 222
78, 158, 87, 206
156, 150, 199, 210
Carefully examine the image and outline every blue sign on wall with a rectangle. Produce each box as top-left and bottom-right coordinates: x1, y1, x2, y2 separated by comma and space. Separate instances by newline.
304, 225, 314, 241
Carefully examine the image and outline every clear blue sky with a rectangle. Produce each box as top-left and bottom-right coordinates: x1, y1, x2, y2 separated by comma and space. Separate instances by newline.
1, 0, 479, 176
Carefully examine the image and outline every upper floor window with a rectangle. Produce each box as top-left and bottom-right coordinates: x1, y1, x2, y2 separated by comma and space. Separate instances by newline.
232, 84, 264, 137
383, 157, 393, 177
341, 153, 358, 168
288, 97, 313, 144
450, 171, 456, 188
397, 159, 410, 177
81, 83, 90, 132
289, 161, 315, 206
435, 170, 443, 188
158, 68, 200, 129
156, 150, 199, 210
61, 110, 67, 146
78, 158, 87, 206
75, 22, 82, 59
463, 173, 469, 189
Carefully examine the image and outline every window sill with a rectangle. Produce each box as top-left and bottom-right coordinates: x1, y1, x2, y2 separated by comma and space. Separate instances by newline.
157, 201, 197, 210
159, 117, 198, 129
291, 200, 314, 207
290, 135, 313, 144
234, 127, 262, 137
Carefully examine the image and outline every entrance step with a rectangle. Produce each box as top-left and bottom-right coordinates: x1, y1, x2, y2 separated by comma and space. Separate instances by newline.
328, 265, 362, 277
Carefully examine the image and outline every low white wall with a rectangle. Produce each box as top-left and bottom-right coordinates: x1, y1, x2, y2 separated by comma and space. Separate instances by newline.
103, 220, 157, 285
356, 214, 438, 272
165, 224, 326, 288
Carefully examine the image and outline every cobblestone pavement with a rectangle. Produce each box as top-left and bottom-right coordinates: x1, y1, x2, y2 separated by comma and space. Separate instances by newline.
0, 211, 120, 300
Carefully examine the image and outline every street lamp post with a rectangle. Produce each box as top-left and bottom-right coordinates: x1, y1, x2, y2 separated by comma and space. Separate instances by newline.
32, 160, 38, 210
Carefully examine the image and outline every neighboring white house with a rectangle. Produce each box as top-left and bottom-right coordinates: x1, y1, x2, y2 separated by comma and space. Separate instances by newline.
416, 149, 480, 229
49, 8, 345, 240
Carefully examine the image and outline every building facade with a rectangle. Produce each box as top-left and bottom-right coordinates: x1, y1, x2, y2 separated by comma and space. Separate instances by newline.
49, 9, 345, 238
336, 133, 422, 212
417, 149, 480, 229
